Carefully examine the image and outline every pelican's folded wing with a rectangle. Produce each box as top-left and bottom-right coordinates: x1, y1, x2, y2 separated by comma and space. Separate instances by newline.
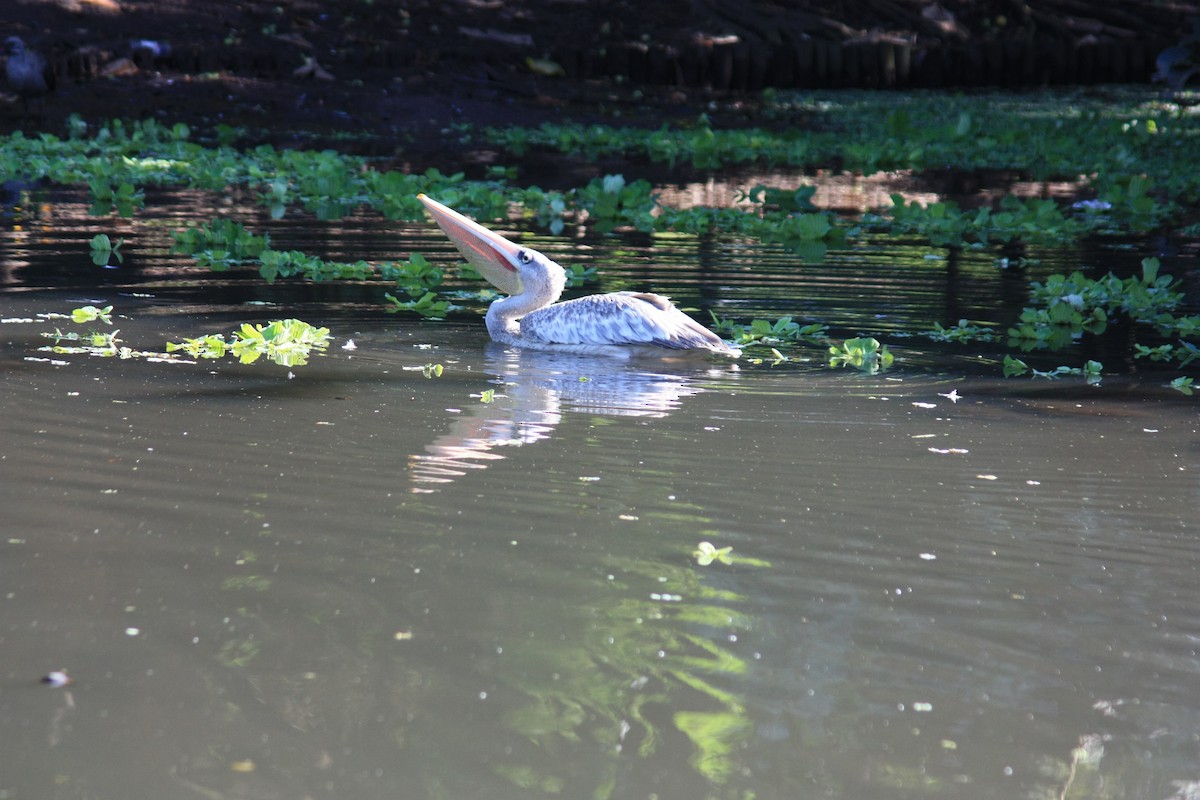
521, 292, 734, 353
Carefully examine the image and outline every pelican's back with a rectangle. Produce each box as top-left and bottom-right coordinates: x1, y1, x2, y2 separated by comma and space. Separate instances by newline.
521, 292, 737, 354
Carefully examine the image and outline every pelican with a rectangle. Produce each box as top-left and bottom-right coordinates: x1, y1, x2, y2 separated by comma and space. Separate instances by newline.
417, 194, 739, 357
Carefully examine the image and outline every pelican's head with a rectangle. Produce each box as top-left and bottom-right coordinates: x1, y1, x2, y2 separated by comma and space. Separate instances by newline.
417, 194, 565, 299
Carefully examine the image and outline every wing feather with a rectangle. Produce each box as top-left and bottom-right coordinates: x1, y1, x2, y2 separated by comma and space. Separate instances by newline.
520, 292, 732, 352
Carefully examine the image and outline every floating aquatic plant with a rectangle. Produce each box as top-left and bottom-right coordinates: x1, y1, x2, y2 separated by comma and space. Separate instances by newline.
70, 304, 113, 325
32, 305, 177, 362
710, 313, 828, 346
88, 179, 144, 218
828, 337, 893, 374
575, 174, 657, 233
692, 541, 771, 568
89, 235, 124, 266
1004, 356, 1103, 384
1007, 303, 1108, 351
172, 218, 269, 270
1134, 341, 1200, 368
882, 193, 1085, 249
923, 319, 997, 344
1028, 258, 1182, 322
383, 291, 454, 319
693, 542, 733, 566
741, 183, 818, 214
1009, 257, 1197, 364
742, 347, 792, 366
401, 363, 445, 378
166, 319, 331, 367
42, 327, 122, 353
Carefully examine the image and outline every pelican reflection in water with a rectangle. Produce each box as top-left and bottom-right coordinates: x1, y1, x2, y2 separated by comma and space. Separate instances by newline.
416, 194, 739, 358
408, 346, 710, 492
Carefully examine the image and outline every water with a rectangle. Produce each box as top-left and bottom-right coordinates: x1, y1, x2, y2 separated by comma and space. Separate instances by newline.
2, 188, 1198, 800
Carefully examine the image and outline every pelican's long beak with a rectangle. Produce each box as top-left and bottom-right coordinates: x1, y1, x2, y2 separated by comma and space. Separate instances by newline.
417, 194, 524, 296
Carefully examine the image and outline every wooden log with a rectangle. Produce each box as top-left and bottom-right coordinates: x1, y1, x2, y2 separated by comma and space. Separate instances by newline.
860, 41, 879, 87
895, 42, 912, 85
711, 43, 733, 90
647, 47, 669, 85
682, 45, 705, 88
1097, 40, 1116, 82
984, 40, 1004, 85
627, 44, 647, 85
1129, 39, 1150, 80
826, 40, 843, 86
880, 42, 897, 86
724, 41, 744, 90
961, 44, 983, 85
916, 45, 945, 86
1109, 40, 1129, 82
769, 43, 794, 88
667, 49, 686, 87
606, 45, 629, 84
1006, 39, 1034, 85
796, 38, 814, 86
843, 42, 860, 87
748, 42, 769, 90
1077, 41, 1095, 84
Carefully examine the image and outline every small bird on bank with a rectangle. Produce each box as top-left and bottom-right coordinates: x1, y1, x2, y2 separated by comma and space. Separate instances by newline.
4, 36, 56, 114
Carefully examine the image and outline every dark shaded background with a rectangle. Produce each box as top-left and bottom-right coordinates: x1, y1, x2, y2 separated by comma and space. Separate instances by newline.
2, 0, 1197, 152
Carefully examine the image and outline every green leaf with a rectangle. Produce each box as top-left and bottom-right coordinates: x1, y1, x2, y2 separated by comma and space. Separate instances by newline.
1003, 355, 1029, 377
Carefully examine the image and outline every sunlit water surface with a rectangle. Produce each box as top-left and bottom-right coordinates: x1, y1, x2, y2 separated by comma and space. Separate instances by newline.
2, 188, 1199, 800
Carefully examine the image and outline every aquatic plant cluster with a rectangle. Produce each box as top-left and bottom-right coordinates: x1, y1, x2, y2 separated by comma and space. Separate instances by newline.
166, 319, 332, 366
31, 302, 332, 367
1, 87, 1197, 385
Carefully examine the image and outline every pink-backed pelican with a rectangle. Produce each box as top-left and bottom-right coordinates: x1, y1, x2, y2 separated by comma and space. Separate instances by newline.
417, 194, 739, 357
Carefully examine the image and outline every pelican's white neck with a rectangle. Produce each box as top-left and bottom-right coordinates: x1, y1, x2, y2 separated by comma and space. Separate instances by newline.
485, 255, 567, 344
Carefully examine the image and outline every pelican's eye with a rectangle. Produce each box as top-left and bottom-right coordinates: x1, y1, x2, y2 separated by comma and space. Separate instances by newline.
517, 249, 533, 264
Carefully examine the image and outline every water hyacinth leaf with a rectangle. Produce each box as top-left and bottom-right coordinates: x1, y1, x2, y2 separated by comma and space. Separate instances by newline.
166, 319, 330, 367
828, 337, 893, 374
693, 541, 733, 566
71, 305, 114, 325
383, 291, 454, 319
710, 313, 828, 347
89, 234, 124, 266
1003, 355, 1030, 376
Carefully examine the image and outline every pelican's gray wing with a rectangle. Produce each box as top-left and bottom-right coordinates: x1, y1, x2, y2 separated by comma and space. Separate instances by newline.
520, 292, 734, 353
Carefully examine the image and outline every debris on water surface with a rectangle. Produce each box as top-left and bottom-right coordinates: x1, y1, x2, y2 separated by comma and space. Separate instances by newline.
42, 670, 73, 687
694, 541, 733, 566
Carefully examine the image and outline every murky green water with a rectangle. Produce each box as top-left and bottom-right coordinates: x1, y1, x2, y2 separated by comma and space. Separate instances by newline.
2, 189, 1198, 799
